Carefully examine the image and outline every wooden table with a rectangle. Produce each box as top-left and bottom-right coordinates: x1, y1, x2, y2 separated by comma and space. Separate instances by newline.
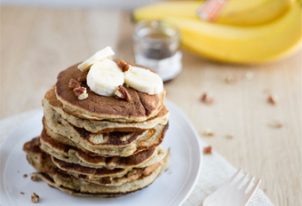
1, 6, 301, 206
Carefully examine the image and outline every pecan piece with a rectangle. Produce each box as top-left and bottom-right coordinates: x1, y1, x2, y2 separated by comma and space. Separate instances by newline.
268, 120, 283, 129
68, 78, 81, 89
267, 94, 277, 106
202, 129, 215, 137
200, 92, 214, 105
31, 192, 40, 203
114, 85, 131, 101
203, 146, 212, 155
73, 86, 88, 100
31, 173, 42, 182
115, 59, 130, 72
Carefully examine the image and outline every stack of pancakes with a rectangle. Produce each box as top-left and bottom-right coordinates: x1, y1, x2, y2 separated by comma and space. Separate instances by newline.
23, 64, 169, 196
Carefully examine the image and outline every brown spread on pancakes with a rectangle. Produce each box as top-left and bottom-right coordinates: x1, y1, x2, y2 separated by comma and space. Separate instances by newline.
44, 88, 169, 133
55, 65, 164, 120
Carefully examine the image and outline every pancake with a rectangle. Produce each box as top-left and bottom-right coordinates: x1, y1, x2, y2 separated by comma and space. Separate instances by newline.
44, 112, 168, 157
51, 157, 165, 187
39, 132, 167, 169
43, 88, 169, 133
24, 138, 169, 195
55, 65, 165, 122
23, 58, 170, 197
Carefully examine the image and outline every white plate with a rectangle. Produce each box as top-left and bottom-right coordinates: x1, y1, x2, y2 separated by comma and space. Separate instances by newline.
0, 101, 201, 206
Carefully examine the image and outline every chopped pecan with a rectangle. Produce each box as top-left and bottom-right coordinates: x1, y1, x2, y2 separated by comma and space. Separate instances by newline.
73, 87, 88, 100
115, 59, 130, 72
68, 78, 81, 89
114, 85, 131, 101
268, 120, 283, 129
203, 146, 212, 155
31, 173, 42, 182
200, 92, 214, 105
202, 129, 214, 137
267, 95, 277, 106
31, 193, 40, 203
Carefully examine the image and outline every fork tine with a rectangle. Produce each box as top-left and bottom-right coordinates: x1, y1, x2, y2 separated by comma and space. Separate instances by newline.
229, 169, 242, 184
243, 177, 255, 193
247, 179, 262, 196
234, 173, 248, 188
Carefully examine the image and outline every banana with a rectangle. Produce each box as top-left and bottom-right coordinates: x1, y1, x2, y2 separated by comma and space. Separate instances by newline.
78, 47, 115, 72
86, 59, 124, 96
164, 1, 302, 64
133, 0, 292, 26
124, 66, 163, 95
218, 0, 292, 26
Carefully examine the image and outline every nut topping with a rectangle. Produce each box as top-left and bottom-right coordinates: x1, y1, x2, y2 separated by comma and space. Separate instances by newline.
267, 94, 278, 106
73, 87, 88, 100
115, 59, 130, 72
114, 85, 131, 101
202, 129, 215, 137
203, 146, 213, 155
200, 92, 214, 105
268, 120, 283, 129
31, 173, 42, 182
31, 192, 40, 203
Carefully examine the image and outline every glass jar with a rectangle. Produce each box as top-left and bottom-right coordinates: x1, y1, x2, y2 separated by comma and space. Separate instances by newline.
133, 20, 182, 81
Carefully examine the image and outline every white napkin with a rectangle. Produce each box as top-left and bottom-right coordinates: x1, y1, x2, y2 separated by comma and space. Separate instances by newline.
184, 139, 274, 206
0, 111, 274, 206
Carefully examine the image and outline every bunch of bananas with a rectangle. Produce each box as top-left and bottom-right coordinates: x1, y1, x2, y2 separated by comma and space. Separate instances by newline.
134, 0, 302, 64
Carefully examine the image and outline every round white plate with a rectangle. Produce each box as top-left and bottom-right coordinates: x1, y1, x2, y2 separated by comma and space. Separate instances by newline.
0, 101, 201, 206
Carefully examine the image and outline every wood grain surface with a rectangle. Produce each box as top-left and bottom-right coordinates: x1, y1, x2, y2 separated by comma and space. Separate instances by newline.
1, 6, 301, 206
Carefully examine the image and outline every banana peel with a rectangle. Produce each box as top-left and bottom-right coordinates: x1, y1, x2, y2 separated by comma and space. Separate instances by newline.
164, 2, 302, 64
133, 0, 293, 26
218, 0, 292, 26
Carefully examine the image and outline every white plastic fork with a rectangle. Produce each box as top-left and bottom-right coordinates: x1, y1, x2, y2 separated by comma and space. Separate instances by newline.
203, 169, 261, 206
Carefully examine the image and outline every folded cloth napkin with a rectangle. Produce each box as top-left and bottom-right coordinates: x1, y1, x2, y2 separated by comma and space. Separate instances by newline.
184, 139, 274, 206
0, 110, 273, 206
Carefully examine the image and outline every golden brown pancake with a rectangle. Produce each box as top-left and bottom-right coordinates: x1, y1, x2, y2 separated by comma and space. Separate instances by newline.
23, 138, 169, 195
43, 88, 169, 133
55, 65, 165, 122
43, 111, 168, 156
39, 133, 167, 169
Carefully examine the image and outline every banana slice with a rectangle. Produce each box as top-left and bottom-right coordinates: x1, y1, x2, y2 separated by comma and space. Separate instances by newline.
87, 59, 124, 96
124, 66, 163, 95
78, 47, 115, 71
